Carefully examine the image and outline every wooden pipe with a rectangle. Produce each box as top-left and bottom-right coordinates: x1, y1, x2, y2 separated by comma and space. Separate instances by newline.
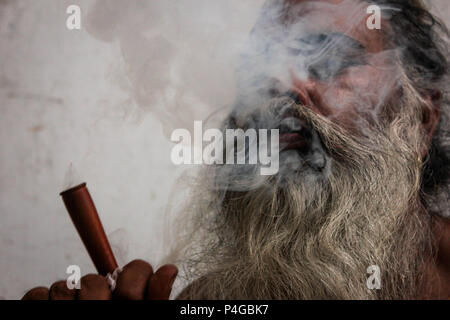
60, 183, 118, 276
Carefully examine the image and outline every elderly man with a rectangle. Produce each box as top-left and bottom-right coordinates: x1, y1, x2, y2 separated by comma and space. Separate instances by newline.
23, 0, 449, 300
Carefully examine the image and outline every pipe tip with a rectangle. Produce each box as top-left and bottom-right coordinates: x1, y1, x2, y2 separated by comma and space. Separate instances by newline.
60, 182, 87, 196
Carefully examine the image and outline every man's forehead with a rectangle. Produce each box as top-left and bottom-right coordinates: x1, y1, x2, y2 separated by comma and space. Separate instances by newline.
285, 0, 353, 6
280, 0, 386, 53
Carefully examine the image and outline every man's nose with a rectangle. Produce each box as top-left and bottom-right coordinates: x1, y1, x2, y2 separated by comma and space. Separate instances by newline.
287, 73, 331, 118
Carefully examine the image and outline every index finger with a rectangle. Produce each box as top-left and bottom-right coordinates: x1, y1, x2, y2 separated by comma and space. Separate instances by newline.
113, 259, 153, 300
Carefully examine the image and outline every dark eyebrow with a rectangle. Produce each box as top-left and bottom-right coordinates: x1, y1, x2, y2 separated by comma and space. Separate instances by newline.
288, 32, 368, 81
327, 32, 366, 51
287, 32, 366, 57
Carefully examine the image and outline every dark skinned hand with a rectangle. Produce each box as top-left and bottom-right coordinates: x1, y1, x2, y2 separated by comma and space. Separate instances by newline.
21, 260, 178, 300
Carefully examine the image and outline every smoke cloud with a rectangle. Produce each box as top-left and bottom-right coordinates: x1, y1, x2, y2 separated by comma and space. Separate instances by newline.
86, 0, 265, 136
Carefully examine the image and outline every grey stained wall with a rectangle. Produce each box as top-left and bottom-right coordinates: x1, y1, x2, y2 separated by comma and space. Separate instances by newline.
0, 0, 448, 299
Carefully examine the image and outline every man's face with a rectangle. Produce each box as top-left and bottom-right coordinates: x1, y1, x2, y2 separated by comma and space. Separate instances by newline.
227, 0, 409, 186
286, 0, 394, 131
236, 0, 400, 135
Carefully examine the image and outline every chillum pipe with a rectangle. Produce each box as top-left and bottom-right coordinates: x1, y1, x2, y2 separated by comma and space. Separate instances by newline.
60, 183, 118, 276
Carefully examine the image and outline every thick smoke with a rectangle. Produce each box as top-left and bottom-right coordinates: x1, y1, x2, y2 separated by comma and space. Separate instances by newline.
235, 0, 401, 119
85, 1, 403, 138
195, 0, 421, 192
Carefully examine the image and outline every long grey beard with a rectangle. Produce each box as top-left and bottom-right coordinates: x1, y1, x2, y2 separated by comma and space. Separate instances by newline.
175, 82, 434, 300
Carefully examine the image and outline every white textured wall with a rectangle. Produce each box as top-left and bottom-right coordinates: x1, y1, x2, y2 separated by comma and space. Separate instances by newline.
0, 0, 448, 299
0, 0, 263, 299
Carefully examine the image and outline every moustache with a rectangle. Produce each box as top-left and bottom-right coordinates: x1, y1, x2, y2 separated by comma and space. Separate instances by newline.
226, 95, 334, 175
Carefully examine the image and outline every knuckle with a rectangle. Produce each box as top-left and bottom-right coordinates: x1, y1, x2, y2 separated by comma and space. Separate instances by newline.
50, 280, 76, 300
81, 274, 108, 287
22, 287, 49, 300
50, 280, 68, 291
78, 274, 111, 300
126, 259, 153, 273
114, 285, 142, 300
156, 264, 178, 275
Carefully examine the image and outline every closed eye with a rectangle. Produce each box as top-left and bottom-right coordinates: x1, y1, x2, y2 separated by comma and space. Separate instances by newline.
288, 32, 368, 81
